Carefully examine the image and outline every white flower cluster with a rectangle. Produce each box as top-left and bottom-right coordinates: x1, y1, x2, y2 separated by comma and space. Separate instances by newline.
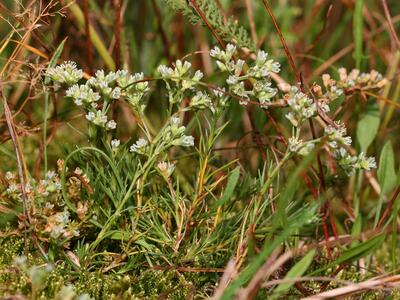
320, 74, 344, 102
66, 84, 100, 106
324, 122, 352, 148
38, 171, 63, 196
190, 91, 213, 112
212, 88, 229, 114
337, 68, 388, 89
285, 86, 328, 127
157, 161, 176, 178
137, 116, 194, 154
248, 50, 281, 78
45, 61, 83, 85
116, 71, 149, 112
288, 136, 315, 156
322, 121, 375, 175
45, 209, 79, 239
210, 44, 279, 107
158, 60, 204, 105
320, 68, 387, 97
333, 148, 376, 175
46, 62, 152, 131
130, 138, 149, 155
165, 117, 195, 148
4, 170, 63, 201
87, 70, 121, 99
85, 110, 116, 130
111, 139, 120, 149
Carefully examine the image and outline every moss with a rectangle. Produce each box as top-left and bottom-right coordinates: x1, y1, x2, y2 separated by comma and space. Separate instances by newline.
0, 236, 219, 299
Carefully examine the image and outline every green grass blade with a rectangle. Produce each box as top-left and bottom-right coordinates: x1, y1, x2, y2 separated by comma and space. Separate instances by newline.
272, 249, 316, 297
353, 0, 364, 69
310, 234, 385, 275
43, 38, 67, 172
213, 166, 240, 208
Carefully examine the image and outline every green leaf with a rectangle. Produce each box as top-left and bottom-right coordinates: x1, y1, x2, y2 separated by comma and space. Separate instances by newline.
310, 234, 385, 275
272, 249, 316, 297
356, 102, 380, 153
351, 214, 362, 247
213, 166, 240, 207
44, 38, 67, 85
110, 230, 130, 241
353, 0, 364, 69
43, 38, 67, 172
378, 141, 397, 195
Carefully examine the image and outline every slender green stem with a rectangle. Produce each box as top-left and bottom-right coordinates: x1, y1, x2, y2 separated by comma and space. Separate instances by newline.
43, 93, 49, 173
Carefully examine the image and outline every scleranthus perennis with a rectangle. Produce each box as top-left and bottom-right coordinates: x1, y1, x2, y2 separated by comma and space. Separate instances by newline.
14, 40, 385, 299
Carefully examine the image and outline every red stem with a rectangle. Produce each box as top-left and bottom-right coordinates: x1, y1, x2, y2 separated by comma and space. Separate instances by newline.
260, 0, 301, 82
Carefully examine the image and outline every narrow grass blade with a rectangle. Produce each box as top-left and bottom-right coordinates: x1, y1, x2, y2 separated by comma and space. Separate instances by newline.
353, 0, 364, 69
272, 249, 316, 297
43, 38, 67, 172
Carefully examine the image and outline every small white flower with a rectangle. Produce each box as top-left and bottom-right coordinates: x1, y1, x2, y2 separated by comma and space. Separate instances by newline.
168, 117, 186, 137
288, 136, 314, 156
193, 70, 204, 81
111, 139, 120, 149
46, 171, 56, 179
181, 135, 194, 147
225, 44, 236, 58
190, 91, 212, 110
171, 116, 180, 126
85, 110, 108, 126
85, 111, 95, 121
5, 171, 15, 181
66, 84, 100, 106
324, 122, 352, 148
50, 224, 65, 239
210, 46, 222, 58
285, 89, 316, 127
256, 50, 268, 64
111, 87, 121, 99
157, 161, 176, 178
45, 61, 83, 85
106, 120, 117, 130
234, 59, 245, 76
158, 65, 173, 77
356, 153, 377, 171
226, 75, 238, 85
130, 138, 149, 153
55, 210, 70, 224
6, 183, 19, 194
175, 60, 192, 76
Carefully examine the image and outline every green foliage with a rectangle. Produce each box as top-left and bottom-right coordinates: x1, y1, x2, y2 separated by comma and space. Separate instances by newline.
356, 101, 380, 153
378, 141, 397, 195
272, 249, 316, 297
164, 0, 255, 49
353, 0, 364, 69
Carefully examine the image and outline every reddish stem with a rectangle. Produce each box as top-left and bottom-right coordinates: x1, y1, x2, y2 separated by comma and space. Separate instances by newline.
151, 0, 173, 63
113, 0, 122, 70
260, 0, 301, 82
